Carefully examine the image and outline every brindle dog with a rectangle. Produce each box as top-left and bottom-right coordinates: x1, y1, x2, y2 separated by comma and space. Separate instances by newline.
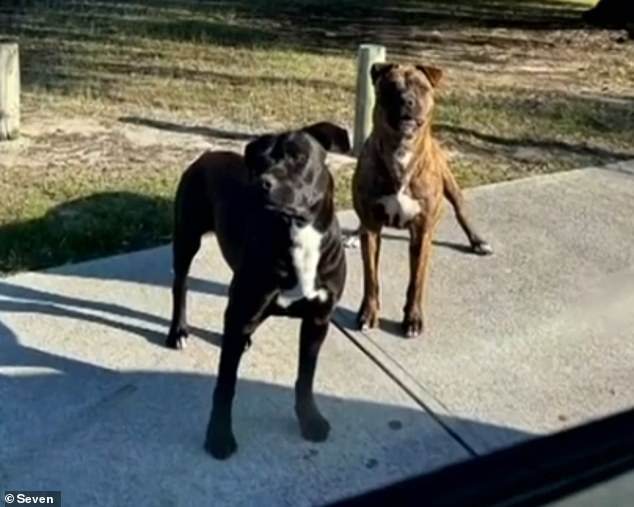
351, 62, 493, 338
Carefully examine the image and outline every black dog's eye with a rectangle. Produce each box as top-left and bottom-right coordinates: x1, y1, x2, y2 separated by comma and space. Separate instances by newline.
294, 151, 308, 165
283, 138, 309, 166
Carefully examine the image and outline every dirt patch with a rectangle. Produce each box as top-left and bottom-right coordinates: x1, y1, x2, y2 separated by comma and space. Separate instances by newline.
1, 111, 356, 175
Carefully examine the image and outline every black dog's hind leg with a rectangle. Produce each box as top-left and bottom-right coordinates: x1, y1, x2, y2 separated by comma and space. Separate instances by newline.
205, 274, 277, 460
295, 314, 331, 442
166, 225, 202, 350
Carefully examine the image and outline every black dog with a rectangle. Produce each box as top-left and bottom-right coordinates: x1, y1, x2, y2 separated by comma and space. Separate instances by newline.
166, 122, 351, 460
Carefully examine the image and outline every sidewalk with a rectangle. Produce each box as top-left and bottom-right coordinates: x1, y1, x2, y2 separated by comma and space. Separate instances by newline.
1, 163, 633, 506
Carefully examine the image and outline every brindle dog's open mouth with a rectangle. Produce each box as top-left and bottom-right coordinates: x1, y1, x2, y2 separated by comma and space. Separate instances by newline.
398, 116, 424, 136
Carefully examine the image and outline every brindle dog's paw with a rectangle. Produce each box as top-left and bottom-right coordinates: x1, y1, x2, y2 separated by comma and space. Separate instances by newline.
472, 239, 493, 256
357, 302, 380, 331
402, 315, 424, 338
204, 427, 238, 460
165, 325, 189, 350
297, 411, 331, 442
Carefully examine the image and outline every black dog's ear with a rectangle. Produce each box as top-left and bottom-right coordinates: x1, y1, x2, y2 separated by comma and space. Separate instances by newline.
244, 134, 276, 177
302, 122, 351, 155
370, 62, 395, 84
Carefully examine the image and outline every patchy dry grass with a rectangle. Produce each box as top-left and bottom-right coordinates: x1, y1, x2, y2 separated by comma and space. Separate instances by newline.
0, 0, 633, 274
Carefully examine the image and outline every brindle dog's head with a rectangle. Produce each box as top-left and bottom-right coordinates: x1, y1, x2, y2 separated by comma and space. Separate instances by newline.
370, 62, 443, 139
244, 122, 351, 220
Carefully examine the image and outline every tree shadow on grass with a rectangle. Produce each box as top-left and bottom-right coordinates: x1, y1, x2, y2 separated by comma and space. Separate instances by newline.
97, 63, 355, 91
436, 124, 634, 163
118, 116, 256, 142
1, 0, 620, 116
1, 0, 600, 61
0, 191, 175, 276
431, 89, 634, 173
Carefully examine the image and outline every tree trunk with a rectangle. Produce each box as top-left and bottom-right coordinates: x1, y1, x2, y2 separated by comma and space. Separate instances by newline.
0, 40, 20, 141
582, 0, 633, 28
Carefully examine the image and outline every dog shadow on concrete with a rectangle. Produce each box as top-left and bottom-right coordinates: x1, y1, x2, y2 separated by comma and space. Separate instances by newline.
0, 316, 537, 505
0, 191, 480, 349
334, 307, 407, 338
340, 227, 482, 256
0, 280, 223, 349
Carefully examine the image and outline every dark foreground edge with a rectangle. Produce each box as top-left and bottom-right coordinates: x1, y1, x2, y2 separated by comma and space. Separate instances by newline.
325, 408, 634, 507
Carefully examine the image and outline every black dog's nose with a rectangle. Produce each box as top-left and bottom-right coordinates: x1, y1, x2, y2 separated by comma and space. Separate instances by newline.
260, 175, 276, 192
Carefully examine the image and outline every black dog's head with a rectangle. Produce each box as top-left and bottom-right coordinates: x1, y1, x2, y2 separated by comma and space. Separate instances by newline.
244, 122, 351, 219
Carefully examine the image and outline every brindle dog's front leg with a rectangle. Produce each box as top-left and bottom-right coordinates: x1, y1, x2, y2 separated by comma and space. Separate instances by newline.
357, 225, 382, 330
402, 218, 434, 337
204, 273, 277, 460
443, 168, 493, 255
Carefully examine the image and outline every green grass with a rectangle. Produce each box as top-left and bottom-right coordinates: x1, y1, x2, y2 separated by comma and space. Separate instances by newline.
0, 0, 633, 275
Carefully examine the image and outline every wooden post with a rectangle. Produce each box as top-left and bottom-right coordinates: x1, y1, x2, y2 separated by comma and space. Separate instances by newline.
0, 40, 20, 141
352, 43, 385, 157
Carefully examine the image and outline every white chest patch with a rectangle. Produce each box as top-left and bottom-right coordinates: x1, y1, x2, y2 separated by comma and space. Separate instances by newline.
377, 187, 421, 228
277, 223, 328, 308
396, 149, 413, 169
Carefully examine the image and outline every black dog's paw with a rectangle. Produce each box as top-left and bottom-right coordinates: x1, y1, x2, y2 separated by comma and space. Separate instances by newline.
165, 324, 189, 350
471, 239, 493, 256
401, 314, 424, 338
297, 410, 331, 443
204, 428, 238, 460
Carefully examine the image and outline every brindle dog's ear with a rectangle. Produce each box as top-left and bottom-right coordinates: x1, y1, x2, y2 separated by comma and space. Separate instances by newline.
370, 62, 394, 84
302, 122, 351, 155
244, 134, 276, 177
415, 65, 443, 88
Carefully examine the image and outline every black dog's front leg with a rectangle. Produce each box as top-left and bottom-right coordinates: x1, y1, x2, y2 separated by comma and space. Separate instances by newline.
295, 314, 331, 442
264, 295, 333, 441
204, 327, 246, 460
204, 275, 276, 460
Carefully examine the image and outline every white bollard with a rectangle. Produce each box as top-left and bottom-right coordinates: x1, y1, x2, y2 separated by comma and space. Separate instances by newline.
0, 40, 20, 141
352, 43, 386, 157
